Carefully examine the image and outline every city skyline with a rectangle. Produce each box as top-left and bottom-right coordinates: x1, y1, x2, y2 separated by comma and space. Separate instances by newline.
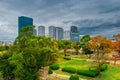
0, 0, 120, 41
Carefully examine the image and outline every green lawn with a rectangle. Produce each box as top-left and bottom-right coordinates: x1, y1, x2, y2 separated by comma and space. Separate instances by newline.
53, 55, 120, 80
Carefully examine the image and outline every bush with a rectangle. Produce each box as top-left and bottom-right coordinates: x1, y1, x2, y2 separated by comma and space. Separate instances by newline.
101, 64, 108, 71
77, 69, 99, 77
64, 57, 71, 60
69, 75, 79, 80
48, 69, 53, 74
49, 63, 60, 70
62, 67, 76, 73
62, 66, 99, 77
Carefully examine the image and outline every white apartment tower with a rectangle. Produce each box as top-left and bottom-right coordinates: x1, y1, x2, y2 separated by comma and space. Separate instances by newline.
38, 26, 45, 36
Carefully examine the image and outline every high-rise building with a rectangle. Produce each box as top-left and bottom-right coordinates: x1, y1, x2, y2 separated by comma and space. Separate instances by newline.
55, 27, 63, 40
71, 26, 78, 33
18, 16, 33, 34
38, 26, 45, 36
70, 26, 79, 42
49, 26, 64, 40
49, 26, 56, 39
63, 31, 70, 40
33, 29, 37, 36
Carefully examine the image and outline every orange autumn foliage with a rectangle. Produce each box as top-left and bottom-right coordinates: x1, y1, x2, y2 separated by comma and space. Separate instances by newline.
87, 35, 112, 53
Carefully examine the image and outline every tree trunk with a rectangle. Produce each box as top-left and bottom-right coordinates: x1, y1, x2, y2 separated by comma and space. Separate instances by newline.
64, 49, 67, 56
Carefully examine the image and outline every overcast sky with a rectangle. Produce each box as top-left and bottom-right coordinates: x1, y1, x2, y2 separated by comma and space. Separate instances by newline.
0, 0, 120, 41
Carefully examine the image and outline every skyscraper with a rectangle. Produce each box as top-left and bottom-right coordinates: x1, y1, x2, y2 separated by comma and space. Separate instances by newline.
49, 26, 64, 40
38, 26, 45, 36
18, 16, 33, 33
49, 26, 56, 39
55, 27, 63, 40
70, 26, 79, 42
63, 31, 70, 40
71, 26, 78, 33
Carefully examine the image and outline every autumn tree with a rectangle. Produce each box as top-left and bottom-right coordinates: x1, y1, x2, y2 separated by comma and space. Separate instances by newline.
113, 34, 120, 53
87, 35, 112, 73
112, 34, 120, 65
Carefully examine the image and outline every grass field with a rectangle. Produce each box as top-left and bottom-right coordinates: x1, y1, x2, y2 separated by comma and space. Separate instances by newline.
52, 55, 120, 80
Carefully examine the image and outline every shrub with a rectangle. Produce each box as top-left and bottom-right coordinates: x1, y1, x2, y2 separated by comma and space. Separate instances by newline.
49, 63, 60, 70
64, 57, 71, 60
48, 69, 53, 74
62, 67, 76, 73
77, 69, 99, 77
69, 75, 79, 80
101, 64, 108, 71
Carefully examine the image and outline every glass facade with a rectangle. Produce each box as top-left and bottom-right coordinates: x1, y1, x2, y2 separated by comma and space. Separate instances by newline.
18, 16, 33, 33
70, 26, 79, 42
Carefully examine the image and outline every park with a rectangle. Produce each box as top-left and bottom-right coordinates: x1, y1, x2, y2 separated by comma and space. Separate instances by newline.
0, 26, 120, 80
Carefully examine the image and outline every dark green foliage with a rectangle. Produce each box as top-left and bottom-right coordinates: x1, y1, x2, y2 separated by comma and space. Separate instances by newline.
77, 69, 99, 77
0, 26, 58, 80
48, 69, 53, 74
0, 46, 9, 51
64, 57, 71, 60
50, 63, 60, 70
69, 75, 79, 80
0, 53, 15, 80
101, 64, 108, 71
62, 67, 76, 73
62, 67, 99, 77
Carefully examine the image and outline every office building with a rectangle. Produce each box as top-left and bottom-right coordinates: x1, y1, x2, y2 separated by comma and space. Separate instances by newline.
49, 26, 56, 39
63, 31, 70, 40
70, 26, 79, 42
38, 26, 45, 36
49, 26, 64, 40
71, 26, 78, 33
18, 16, 33, 34
55, 27, 63, 40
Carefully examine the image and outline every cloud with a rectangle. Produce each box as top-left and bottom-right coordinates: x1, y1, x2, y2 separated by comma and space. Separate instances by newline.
0, 0, 120, 41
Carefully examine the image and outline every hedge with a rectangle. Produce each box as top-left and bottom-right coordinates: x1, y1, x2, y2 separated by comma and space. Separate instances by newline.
69, 75, 79, 80
101, 64, 108, 71
49, 63, 60, 70
62, 67, 99, 77
62, 67, 76, 73
48, 69, 53, 74
64, 57, 71, 60
77, 69, 99, 77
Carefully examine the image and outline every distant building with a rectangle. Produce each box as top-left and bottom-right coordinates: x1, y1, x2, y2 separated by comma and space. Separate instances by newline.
49, 26, 56, 39
55, 27, 64, 40
18, 16, 33, 34
70, 26, 79, 42
71, 26, 78, 33
33, 29, 37, 36
49, 26, 64, 40
38, 26, 45, 36
63, 31, 70, 40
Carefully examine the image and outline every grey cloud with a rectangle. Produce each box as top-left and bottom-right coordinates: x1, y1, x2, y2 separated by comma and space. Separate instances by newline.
0, 0, 120, 40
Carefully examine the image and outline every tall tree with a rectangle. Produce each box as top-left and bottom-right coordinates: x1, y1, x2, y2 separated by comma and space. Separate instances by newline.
87, 35, 112, 73
80, 35, 92, 57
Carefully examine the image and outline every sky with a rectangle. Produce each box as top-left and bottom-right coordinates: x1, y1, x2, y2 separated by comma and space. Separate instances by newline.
0, 0, 120, 41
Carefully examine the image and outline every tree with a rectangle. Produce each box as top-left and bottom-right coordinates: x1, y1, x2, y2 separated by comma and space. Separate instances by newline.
113, 34, 120, 53
112, 34, 120, 65
87, 35, 111, 74
80, 35, 92, 57
58, 40, 72, 56
73, 42, 81, 55
0, 26, 59, 80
